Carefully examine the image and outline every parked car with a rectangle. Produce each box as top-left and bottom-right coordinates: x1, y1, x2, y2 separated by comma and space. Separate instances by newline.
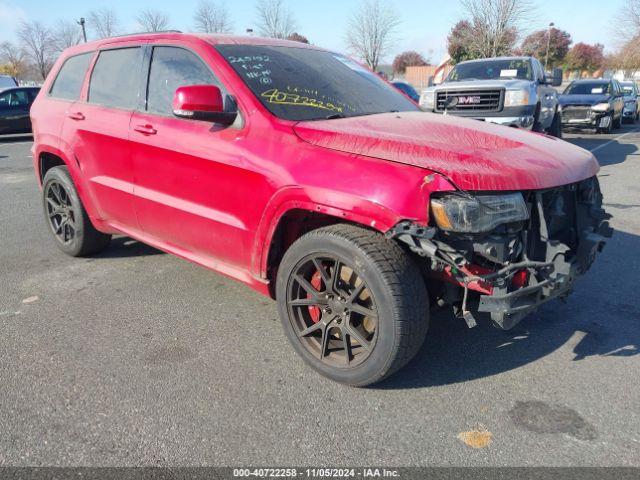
559, 79, 625, 133
0, 86, 40, 134
620, 81, 639, 123
391, 81, 420, 103
420, 56, 563, 137
30, 33, 611, 386
0, 75, 18, 91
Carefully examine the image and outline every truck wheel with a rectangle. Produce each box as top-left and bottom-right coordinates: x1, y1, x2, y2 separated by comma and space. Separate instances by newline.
596, 113, 613, 134
531, 104, 543, 132
42, 166, 111, 257
276, 224, 429, 387
548, 110, 563, 138
613, 113, 622, 129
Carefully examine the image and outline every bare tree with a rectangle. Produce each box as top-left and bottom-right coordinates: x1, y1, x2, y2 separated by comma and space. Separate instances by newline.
615, 0, 640, 40
194, 0, 233, 33
87, 8, 120, 39
255, 0, 296, 39
0, 42, 27, 78
459, 0, 533, 58
53, 20, 82, 54
345, 0, 400, 71
137, 9, 171, 32
17, 20, 55, 80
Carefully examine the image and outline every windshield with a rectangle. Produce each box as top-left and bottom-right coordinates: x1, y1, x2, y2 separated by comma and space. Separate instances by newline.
447, 59, 533, 81
0, 76, 17, 89
621, 83, 636, 94
216, 45, 418, 121
563, 82, 610, 95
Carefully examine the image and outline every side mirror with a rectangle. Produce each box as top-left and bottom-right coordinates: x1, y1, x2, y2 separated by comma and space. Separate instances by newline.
172, 85, 237, 125
551, 68, 563, 87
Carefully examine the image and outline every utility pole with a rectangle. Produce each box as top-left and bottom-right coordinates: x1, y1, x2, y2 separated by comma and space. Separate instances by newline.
77, 17, 87, 43
544, 22, 554, 70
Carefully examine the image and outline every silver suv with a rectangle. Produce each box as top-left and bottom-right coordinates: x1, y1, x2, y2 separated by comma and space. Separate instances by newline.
420, 57, 563, 137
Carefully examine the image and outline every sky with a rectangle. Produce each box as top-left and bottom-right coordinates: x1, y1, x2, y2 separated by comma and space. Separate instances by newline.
0, 0, 628, 64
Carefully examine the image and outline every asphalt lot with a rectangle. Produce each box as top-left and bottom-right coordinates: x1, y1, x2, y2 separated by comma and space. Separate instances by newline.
0, 124, 639, 467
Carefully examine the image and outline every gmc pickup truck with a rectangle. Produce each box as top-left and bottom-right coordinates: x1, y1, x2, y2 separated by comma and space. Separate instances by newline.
420, 56, 563, 137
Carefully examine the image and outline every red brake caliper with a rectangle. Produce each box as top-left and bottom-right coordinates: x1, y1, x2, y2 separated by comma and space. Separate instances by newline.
308, 270, 323, 323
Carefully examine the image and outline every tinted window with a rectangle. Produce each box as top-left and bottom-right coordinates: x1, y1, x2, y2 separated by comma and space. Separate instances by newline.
49, 53, 93, 100
0, 89, 29, 107
563, 82, 610, 95
447, 59, 533, 81
89, 48, 141, 109
216, 45, 418, 121
147, 46, 220, 115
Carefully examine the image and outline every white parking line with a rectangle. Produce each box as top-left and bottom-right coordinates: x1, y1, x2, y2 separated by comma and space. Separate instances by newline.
589, 128, 640, 153
0, 141, 33, 146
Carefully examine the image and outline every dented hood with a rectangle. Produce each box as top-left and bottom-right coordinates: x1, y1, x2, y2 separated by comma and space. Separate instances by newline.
293, 112, 599, 191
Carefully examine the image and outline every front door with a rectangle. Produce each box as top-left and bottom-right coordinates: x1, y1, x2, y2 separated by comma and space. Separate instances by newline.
130, 44, 260, 270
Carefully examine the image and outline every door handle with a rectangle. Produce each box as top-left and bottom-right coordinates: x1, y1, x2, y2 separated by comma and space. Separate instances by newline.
133, 124, 157, 135
67, 112, 85, 121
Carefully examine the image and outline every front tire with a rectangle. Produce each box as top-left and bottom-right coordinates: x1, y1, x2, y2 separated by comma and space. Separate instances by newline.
613, 112, 622, 129
548, 109, 563, 138
596, 113, 613, 134
42, 166, 111, 257
276, 224, 429, 387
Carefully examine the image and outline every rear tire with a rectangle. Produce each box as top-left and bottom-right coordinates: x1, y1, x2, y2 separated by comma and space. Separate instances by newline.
42, 166, 111, 257
276, 224, 429, 387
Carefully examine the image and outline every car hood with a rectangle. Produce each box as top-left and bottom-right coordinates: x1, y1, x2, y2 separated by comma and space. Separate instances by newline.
293, 112, 599, 191
432, 79, 529, 91
558, 94, 609, 106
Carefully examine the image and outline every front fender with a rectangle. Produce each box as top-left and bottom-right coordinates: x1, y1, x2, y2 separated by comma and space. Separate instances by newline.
251, 174, 456, 278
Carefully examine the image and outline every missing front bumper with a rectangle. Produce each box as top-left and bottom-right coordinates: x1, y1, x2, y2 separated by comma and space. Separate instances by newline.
389, 176, 613, 330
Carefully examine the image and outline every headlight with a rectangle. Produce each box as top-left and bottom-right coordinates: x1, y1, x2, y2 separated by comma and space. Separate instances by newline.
430, 193, 529, 233
420, 91, 435, 110
591, 102, 610, 112
504, 90, 530, 107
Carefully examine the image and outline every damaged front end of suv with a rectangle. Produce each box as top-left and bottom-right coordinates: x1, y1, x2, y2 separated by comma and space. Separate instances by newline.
389, 176, 613, 330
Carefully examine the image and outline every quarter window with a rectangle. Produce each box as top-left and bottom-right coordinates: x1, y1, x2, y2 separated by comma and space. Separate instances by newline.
146, 46, 221, 115
49, 53, 93, 101
89, 48, 142, 109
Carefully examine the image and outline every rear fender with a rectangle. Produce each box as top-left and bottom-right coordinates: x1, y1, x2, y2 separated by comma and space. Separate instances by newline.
34, 144, 106, 229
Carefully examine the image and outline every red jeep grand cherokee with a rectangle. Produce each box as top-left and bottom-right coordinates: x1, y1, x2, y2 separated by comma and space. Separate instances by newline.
30, 33, 612, 386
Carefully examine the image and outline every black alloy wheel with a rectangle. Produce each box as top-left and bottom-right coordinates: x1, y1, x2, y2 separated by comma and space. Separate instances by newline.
276, 224, 430, 386
286, 254, 378, 368
45, 180, 76, 245
42, 166, 111, 256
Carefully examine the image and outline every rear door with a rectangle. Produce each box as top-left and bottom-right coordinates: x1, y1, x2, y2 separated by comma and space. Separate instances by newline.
63, 44, 144, 232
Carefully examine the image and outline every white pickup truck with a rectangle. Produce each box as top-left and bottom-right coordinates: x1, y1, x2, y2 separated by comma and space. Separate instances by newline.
420, 56, 563, 137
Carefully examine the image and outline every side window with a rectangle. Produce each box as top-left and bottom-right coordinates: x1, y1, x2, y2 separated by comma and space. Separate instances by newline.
89, 47, 141, 109
49, 53, 93, 101
0, 90, 29, 107
146, 46, 222, 115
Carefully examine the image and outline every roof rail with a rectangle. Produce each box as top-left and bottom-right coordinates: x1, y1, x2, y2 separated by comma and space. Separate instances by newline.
102, 30, 183, 40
